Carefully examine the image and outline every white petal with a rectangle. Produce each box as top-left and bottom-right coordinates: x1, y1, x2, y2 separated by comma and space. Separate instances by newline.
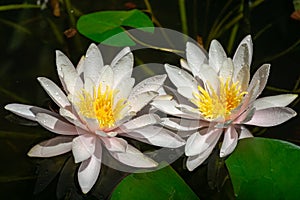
208, 39, 227, 72
72, 134, 96, 163
130, 74, 167, 96
245, 107, 297, 127
59, 108, 87, 130
234, 64, 250, 92
238, 126, 253, 139
219, 58, 234, 80
160, 117, 204, 131
36, 113, 79, 135
180, 59, 192, 73
186, 42, 208, 76
83, 43, 104, 85
253, 94, 298, 110
128, 91, 158, 114
120, 114, 161, 131
114, 77, 135, 107
185, 128, 222, 156
78, 140, 102, 194
125, 126, 185, 148
111, 47, 131, 67
76, 56, 85, 75
101, 137, 128, 152
5, 103, 57, 121
197, 64, 220, 93
98, 65, 114, 90
28, 136, 73, 157
56, 50, 75, 89
164, 64, 198, 99
220, 126, 238, 157
247, 64, 270, 99
233, 35, 253, 70
38, 77, 71, 108
110, 144, 158, 168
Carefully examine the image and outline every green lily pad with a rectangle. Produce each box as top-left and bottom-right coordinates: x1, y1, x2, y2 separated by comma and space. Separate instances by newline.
226, 137, 300, 199
110, 165, 200, 200
76, 9, 154, 46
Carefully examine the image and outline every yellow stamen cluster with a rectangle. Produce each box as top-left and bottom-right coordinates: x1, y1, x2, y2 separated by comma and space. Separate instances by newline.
76, 84, 126, 129
191, 79, 247, 120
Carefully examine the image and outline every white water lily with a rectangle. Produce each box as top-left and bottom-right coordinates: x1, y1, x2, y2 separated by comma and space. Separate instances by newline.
5, 44, 185, 193
151, 35, 297, 171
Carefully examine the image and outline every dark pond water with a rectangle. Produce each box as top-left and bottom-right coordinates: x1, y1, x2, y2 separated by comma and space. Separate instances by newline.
0, 0, 299, 199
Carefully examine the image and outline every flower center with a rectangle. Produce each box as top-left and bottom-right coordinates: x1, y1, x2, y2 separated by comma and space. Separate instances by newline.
76, 84, 126, 129
191, 79, 247, 120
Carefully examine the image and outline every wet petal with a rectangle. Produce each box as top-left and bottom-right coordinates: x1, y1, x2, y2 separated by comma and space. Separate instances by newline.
130, 74, 167, 96
5, 103, 57, 121
165, 64, 198, 99
28, 136, 73, 157
56, 50, 75, 89
72, 134, 96, 163
197, 64, 220, 93
253, 94, 298, 110
238, 125, 253, 139
78, 140, 102, 194
220, 126, 238, 157
110, 144, 157, 168
245, 107, 297, 127
208, 39, 227, 72
185, 128, 222, 156
186, 41, 208, 76
219, 58, 234, 80
160, 117, 205, 131
38, 77, 70, 108
128, 91, 158, 114
36, 113, 79, 135
233, 35, 253, 72
120, 114, 161, 131
83, 43, 104, 85
248, 64, 270, 99
151, 100, 193, 119
114, 78, 135, 107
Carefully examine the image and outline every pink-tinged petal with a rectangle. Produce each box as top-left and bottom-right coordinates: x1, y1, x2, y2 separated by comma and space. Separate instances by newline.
208, 39, 227, 72
125, 125, 185, 148
38, 77, 71, 108
253, 94, 298, 110
128, 91, 158, 114
186, 129, 222, 171
186, 42, 208, 76
234, 107, 256, 124
247, 64, 270, 99
28, 136, 73, 157
165, 64, 198, 99
185, 128, 222, 157
83, 43, 104, 85
233, 35, 253, 72
220, 126, 238, 157
36, 113, 80, 135
120, 114, 161, 131
130, 75, 167, 97
5, 103, 58, 121
238, 126, 253, 139
72, 134, 96, 163
245, 107, 297, 127
110, 144, 158, 168
219, 58, 234, 80
56, 50, 75, 89
78, 140, 102, 194
101, 137, 128, 152
160, 117, 205, 131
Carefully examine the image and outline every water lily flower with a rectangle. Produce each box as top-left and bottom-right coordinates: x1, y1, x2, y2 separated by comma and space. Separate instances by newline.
151, 35, 297, 171
5, 44, 185, 193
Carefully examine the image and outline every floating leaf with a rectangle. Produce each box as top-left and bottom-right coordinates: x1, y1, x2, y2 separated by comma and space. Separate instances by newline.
226, 137, 300, 199
77, 9, 154, 46
110, 165, 200, 200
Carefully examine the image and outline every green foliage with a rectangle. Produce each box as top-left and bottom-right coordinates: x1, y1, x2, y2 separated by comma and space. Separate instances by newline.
226, 137, 300, 199
77, 9, 154, 46
110, 165, 200, 200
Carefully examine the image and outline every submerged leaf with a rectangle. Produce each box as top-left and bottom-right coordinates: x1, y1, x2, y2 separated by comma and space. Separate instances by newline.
77, 9, 154, 46
226, 137, 300, 199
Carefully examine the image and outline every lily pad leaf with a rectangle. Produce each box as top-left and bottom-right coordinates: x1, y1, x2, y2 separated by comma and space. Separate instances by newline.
226, 137, 300, 199
110, 165, 200, 200
77, 9, 154, 46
